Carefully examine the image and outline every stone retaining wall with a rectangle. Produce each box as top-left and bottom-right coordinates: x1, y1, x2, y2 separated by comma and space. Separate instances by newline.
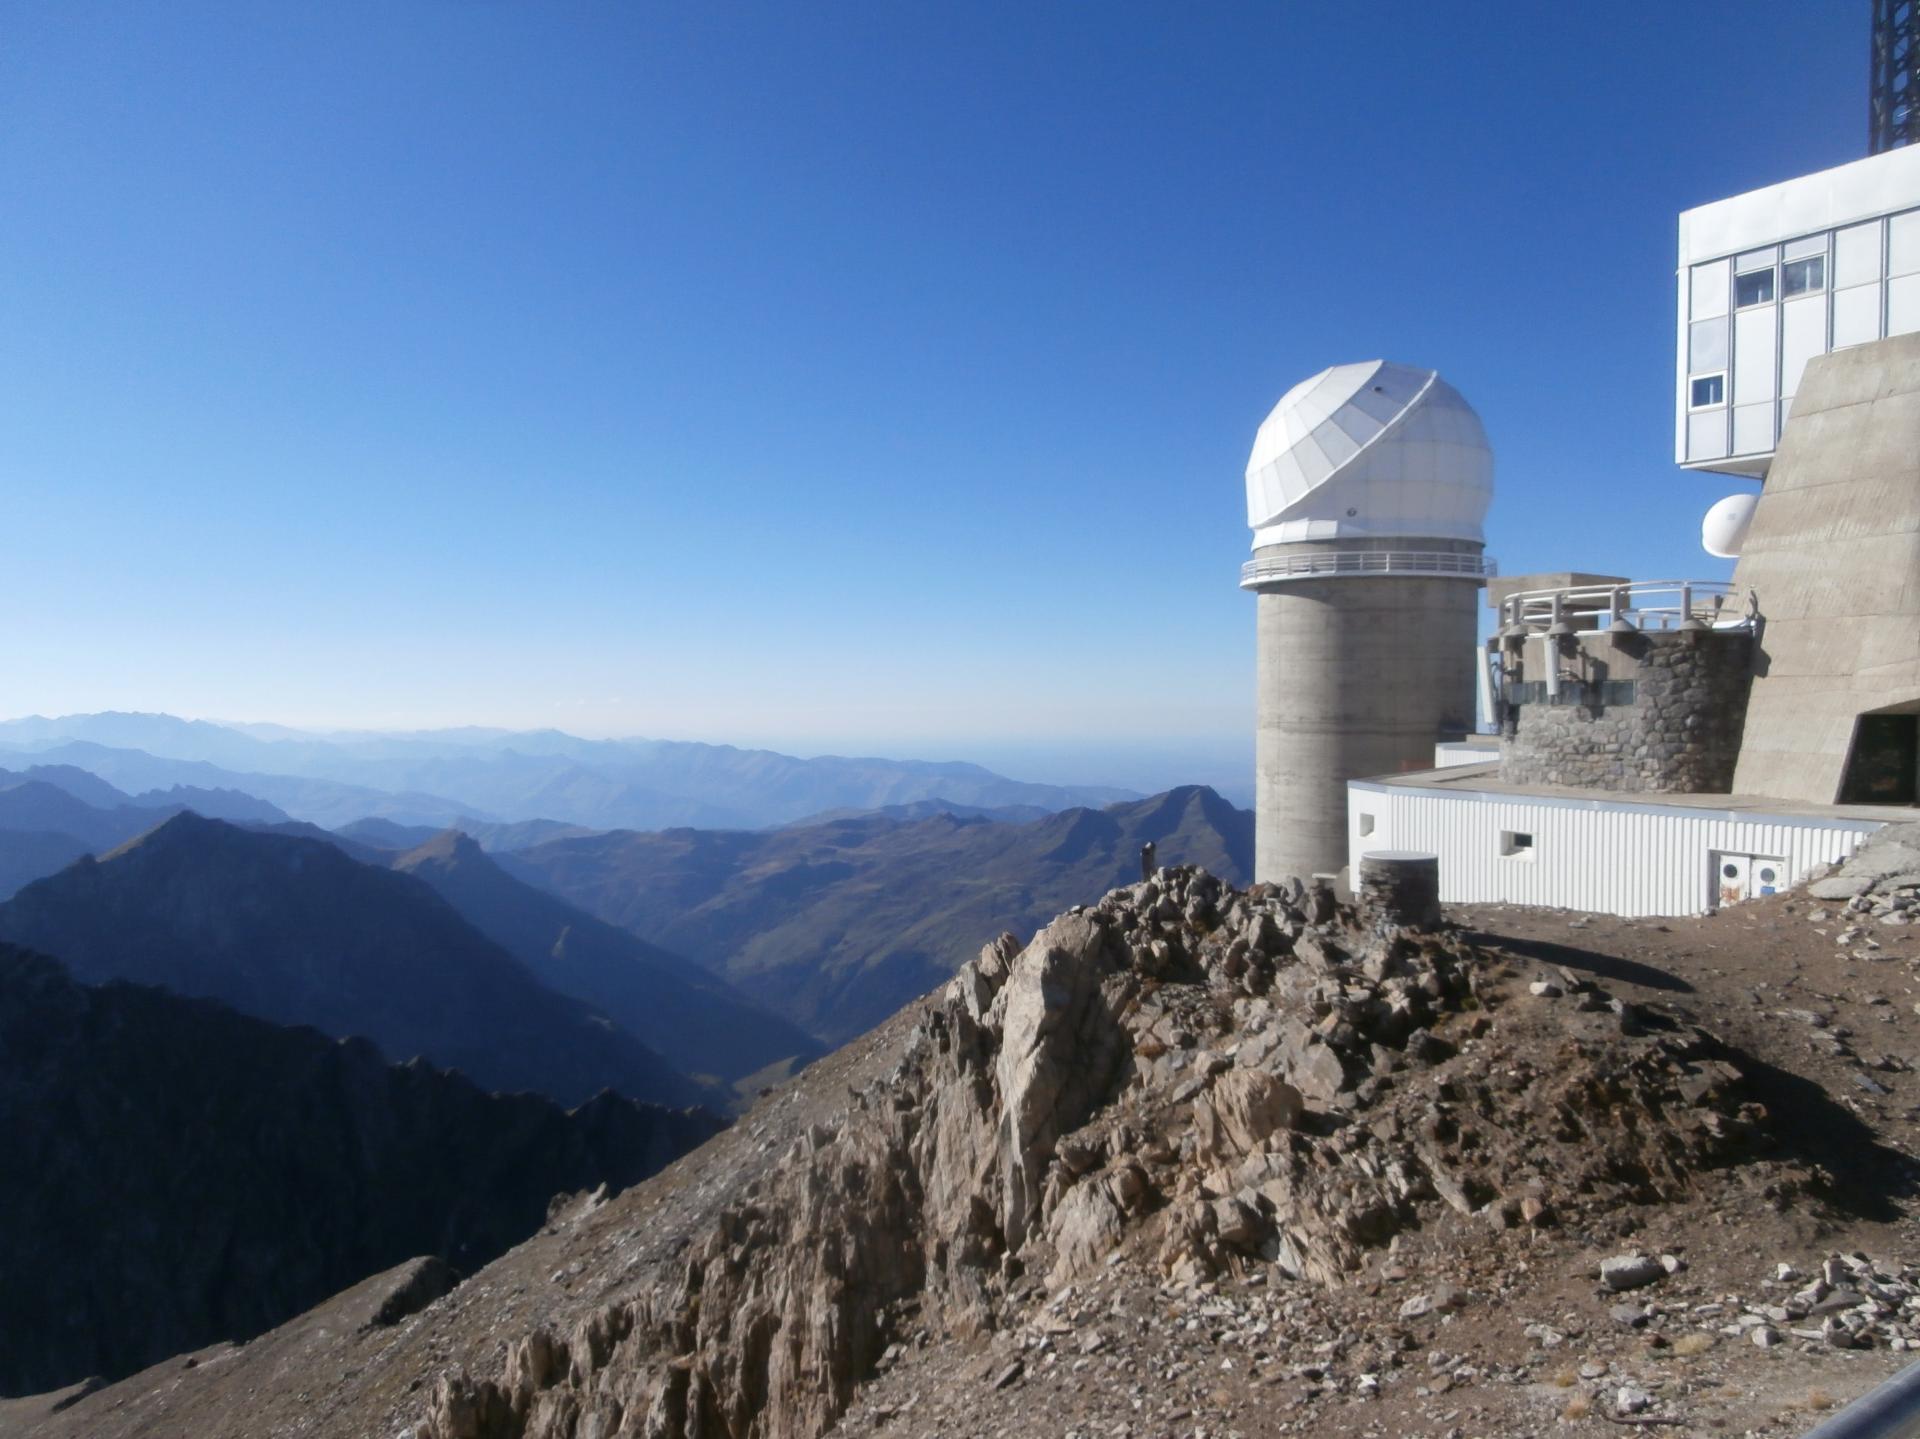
1500, 630, 1753, 793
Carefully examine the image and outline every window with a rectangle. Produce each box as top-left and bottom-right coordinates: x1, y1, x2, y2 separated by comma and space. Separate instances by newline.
1500, 830, 1535, 860
1735, 269, 1776, 307
1783, 254, 1826, 297
1358, 812, 1375, 837
1690, 373, 1725, 407
1689, 317, 1728, 372
1689, 259, 1730, 320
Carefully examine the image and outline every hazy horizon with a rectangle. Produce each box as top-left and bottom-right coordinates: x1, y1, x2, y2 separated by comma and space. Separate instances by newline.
0, 707, 1254, 803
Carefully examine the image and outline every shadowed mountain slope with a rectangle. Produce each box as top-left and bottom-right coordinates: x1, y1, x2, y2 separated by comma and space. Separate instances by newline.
503, 785, 1252, 1044
392, 831, 820, 1085
0, 945, 723, 1398
0, 815, 703, 1108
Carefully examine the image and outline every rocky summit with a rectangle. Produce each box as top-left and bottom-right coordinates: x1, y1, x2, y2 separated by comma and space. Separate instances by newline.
414, 868, 1764, 1439
24, 854, 1905, 1439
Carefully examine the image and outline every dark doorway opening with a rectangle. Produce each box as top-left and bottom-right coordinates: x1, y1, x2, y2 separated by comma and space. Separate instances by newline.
1839, 707, 1920, 805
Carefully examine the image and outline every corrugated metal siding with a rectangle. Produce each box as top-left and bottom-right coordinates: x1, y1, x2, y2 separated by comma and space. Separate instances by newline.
1348, 782, 1882, 916
1432, 743, 1501, 769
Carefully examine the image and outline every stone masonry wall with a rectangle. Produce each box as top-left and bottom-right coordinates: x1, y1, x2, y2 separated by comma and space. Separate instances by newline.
1500, 630, 1753, 793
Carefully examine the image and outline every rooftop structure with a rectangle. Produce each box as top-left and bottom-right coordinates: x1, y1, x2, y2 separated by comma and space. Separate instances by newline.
1677, 144, 1920, 475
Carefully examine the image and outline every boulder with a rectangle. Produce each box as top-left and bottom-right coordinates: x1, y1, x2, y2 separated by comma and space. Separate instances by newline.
1194, 1069, 1304, 1162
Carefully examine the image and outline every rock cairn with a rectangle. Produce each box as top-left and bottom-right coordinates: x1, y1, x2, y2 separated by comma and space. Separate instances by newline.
423, 867, 1770, 1439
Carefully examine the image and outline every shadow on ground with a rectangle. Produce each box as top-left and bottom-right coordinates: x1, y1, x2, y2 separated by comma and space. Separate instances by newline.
1728, 1050, 1915, 1223
1463, 930, 1696, 995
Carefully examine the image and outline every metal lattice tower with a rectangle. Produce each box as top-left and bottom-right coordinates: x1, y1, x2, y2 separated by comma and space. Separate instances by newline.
1872, 0, 1920, 153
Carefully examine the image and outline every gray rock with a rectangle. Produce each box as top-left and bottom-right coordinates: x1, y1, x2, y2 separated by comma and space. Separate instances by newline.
1809, 876, 1873, 900
1616, 1386, 1653, 1415
1600, 1254, 1667, 1292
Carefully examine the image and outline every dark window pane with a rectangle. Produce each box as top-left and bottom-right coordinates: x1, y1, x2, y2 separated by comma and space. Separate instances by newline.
1783, 255, 1827, 297
1736, 269, 1776, 307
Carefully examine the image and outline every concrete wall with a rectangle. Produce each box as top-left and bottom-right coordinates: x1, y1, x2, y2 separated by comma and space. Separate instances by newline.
1254, 558, 1480, 885
1499, 630, 1753, 793
1731, 333, 1920, 803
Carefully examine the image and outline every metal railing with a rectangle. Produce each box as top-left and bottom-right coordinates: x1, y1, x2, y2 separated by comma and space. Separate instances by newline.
1239, 549, 1498, 588
1495, 579, 1753, 635
1799, 1357, 1920, 1438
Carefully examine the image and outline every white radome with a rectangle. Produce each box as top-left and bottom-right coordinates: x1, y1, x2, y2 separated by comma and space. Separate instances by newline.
1244, 361, 1493, 548
1701, 492, 1760, 559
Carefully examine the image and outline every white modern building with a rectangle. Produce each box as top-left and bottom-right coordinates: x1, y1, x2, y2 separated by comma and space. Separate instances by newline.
1349, 760, 1890, 915
1678, 142, 1920, 475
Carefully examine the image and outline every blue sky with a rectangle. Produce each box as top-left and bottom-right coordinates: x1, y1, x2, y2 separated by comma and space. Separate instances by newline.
0, 1, 1866, 793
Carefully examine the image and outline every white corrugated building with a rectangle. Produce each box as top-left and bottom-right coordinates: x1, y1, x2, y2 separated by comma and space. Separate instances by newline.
1349, 760, 1894, 915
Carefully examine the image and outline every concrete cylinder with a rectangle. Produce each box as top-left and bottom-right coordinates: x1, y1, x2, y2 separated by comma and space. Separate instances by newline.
1254, 560, 1481, 886
1358, 851, 1442, 929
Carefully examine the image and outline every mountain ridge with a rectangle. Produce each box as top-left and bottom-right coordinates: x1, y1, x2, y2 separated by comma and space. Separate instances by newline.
390, 829, 820, 1086
0, 814, 704, 1108
0, 944, 723, 1397
0, 713, 1138, 831
501, 783, 1252, 1043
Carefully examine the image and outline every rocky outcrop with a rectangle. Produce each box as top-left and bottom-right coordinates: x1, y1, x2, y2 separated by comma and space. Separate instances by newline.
422, 868, 1766, 1439
0, 946, 724, 1398
1806, 821, 1920, 910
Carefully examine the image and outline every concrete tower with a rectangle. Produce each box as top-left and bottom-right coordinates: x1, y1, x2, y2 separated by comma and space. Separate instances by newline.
1242, 361, 1495, 886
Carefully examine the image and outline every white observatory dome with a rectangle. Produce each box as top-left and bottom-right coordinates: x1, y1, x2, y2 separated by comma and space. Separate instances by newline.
1244, 361, 1493, 548
1701, 492, 1760, 559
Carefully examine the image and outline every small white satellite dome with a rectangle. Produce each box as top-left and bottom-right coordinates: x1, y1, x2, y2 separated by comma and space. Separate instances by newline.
1245, 361, 1493, 548
1701, 492, 1760, 559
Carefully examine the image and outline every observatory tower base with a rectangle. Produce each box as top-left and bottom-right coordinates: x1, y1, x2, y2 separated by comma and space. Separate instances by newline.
1254, 569, 1480, 886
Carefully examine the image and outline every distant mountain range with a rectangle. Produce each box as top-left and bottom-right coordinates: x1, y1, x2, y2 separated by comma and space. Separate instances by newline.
0, 732, 1249, 1058
0, 945, 722, 1397
0, 815, 706, 1108
0, 713, 1138, 831
0, 766, 298, 899
501, 785, 1253, 1045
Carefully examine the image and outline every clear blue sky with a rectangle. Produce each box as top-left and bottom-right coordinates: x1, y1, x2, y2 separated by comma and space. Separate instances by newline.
0, 1, 1867, 793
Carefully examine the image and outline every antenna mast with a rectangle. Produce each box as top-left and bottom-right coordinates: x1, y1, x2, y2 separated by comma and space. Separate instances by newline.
1871, 0, 1920, 153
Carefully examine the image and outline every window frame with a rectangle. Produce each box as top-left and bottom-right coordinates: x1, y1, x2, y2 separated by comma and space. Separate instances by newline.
1734, 268, 1777, 309
1499, 830, 1536, 861
1782, 253, 1827, 299
1688, 372, 1727, 409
